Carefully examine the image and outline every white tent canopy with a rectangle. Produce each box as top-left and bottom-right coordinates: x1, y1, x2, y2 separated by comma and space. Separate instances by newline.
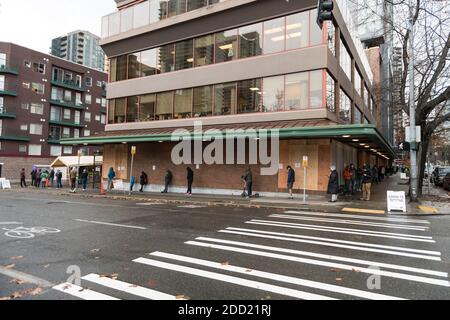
50, 156, 103, 168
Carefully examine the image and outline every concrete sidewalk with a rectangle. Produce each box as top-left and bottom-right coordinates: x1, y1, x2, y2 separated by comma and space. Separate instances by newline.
3, 173, 447, 215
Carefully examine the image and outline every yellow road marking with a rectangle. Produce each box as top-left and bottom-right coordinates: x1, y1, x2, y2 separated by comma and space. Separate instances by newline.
342, 208, 386, 215
418, 206, 439, 214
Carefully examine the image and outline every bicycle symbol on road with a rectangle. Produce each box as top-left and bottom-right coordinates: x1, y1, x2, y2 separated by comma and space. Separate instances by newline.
2, 226, 61, 239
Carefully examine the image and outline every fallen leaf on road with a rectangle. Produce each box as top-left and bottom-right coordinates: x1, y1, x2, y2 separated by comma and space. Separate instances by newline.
43, 264, 50, 268
11, 256, 24, 260
352, 268, 361, 273
147, 279, 158, 288
176, 295, 190, 300
28, 288, 43, 296
111, 273, 119, 280
4, 264, 15, 269
9, 279, 26, 285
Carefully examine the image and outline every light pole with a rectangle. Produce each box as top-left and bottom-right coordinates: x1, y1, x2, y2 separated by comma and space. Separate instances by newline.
75, 149, 83, 193
129, 146, 136, 195
408, 0, 418, 202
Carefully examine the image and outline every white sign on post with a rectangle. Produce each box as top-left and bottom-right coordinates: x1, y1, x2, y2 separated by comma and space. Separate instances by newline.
387, 191, 407, 213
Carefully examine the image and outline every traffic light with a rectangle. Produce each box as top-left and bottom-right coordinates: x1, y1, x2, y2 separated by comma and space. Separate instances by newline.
317, 0, 334, 28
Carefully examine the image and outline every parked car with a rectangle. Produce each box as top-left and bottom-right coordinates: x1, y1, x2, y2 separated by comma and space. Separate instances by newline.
443, 173, 450, 191
434, 167, 450, 187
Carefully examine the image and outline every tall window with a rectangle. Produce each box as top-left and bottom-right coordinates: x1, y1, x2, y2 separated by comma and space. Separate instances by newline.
355, 68, 362, 96
50, 107, 61, 121
214, 82, 236, 116
339, 89, 351, 122
116, 56, 128, 81
30, 103, 44, 115
326, 73, 336, 113
139, 94, 156, 122
326, 21, 336, 55
175, 39, 194, 71
0, 53, 6, 67
286, 12, 309, 50
310, 9, 324, 45
28, 145, 42, 156
263, 18, 285, 54
157, 44, 175, 73
128, 53, 141, 79
262, 76, 285, 112
156, 92, 173, 120
340, 40, 352, 80
29, 124, 43, 135
215, 29, 238, 63
174, 89, 193, 119
126, 96, 139, 122
239, 23, 263, 58
285, 72, 309, 110
49, 126, 61, 140
364, 85, 369, 109
310, 70, 323, 108
114, 98, 126, 123
194, 35, 214, 67
141, 49, 158, 76
237, 79, 262, 114
193, 86, 213, 117
354, 107, 362, 124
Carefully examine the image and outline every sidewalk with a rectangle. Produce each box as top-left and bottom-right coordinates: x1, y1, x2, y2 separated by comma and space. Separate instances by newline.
4, 174, 447, 215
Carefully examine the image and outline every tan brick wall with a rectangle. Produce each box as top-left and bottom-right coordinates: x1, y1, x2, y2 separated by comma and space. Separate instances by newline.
0, 156, 55, 181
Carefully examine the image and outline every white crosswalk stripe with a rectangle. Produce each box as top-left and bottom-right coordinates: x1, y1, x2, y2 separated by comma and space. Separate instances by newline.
147, 251, 405, 300
247, 220, 435, 242
185, 240, 450, 287
133, 257, 336, 300
53, 283, 120, 300
269, 214, 429, 231
218, 229, 441, 261
82, 274, 181, 300
284, 211, 430, 224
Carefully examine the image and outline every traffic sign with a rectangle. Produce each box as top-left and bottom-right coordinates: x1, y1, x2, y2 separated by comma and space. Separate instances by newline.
131, 146, 137, 155
303, 156, 309, 167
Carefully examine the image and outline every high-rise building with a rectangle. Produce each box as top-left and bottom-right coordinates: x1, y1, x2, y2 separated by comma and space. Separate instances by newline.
0, 42, 107, 179
63, 0, 394, 195
348, 0, 395, 146
51, 31, 106, 72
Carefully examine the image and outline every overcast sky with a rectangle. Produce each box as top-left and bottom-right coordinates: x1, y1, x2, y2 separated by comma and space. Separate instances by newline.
0, 0, 117, 54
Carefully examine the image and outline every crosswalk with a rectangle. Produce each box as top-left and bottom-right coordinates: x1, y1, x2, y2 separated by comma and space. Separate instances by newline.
51, 209, 449, 300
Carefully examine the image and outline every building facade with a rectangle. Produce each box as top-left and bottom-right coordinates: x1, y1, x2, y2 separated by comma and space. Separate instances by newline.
51, 31, 106, 72
0, 42, 107, 179
63, 0, 394, 196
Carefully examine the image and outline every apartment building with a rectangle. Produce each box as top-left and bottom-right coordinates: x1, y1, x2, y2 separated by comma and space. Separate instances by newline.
0, 42, 107, 179
62, 0, 394, 195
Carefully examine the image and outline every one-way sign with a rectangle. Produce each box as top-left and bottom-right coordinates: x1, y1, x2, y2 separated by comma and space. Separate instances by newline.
398, 142, 411, 151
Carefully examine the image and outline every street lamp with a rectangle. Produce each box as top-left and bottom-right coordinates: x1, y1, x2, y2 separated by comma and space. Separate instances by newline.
75, 149, 83, 193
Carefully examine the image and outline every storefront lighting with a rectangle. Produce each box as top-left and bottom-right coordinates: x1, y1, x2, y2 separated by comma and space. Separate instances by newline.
352, 139, 359, 142
342, 135, 351, 138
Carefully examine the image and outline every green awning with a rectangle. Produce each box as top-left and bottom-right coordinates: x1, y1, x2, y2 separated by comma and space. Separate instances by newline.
61, 124, 395, 159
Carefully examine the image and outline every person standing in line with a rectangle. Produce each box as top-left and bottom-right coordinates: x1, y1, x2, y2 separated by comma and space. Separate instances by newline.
107, 167, 116, 191
186, 167, 194, 195
49, 168, 55, 188
161, 169, 172, 194
350, 164, 357, 195
361, 165, 373, 201
20, 168, 27, 188
70, 167, 77, 192
139, 171, 148, 192
286, 165, 296, 199
356, 166, 363, 192
343, 165, 352, 195
56, 170, 63, 189
372, 165, 379, 184
40, 170, 49, 189
327, 166, 339, 203
36, 169, 42, 188
242, 167, 253, 198
81, 169, 88, 191
30, 168, 37, 188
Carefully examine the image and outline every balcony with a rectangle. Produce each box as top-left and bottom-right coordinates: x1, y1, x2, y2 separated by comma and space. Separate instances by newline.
49, 120, 85, 128
0, 82, 17, 96
0, 105, 16, 119
51, 79, 86, 92
47, 138, 61, 145
50, 99, 84, 110
102, 0, 230, 39
0, 64, 19, 75
0, 135, 30, 142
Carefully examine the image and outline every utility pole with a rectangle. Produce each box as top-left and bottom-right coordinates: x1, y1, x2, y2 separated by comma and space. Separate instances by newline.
408, 0, 418, 202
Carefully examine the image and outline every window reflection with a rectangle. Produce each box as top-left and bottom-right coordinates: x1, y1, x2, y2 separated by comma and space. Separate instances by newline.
114, 98, 126, 123
237, 79, 262, 114
326, 73, 336, 113
285, 73, 308, 110
127, 53, 141, 79
139, 94, 156, 121
141, 49, 158, 76
339, 89, 351, 122
310, 9, 323, 46
127, 96, 139, 122
264, 18, 285, 54
157, 44, 175, 73
214, 82, 236, 116
156, 91, 173, 120
286, 12, 309, 50
175, 40, 194, 71
310, 70, 323, 108
187, 0, 207, 12
168, 0, 187, 18
193, 86, 213, 117
194, 35, 214, 67
262, 76, 285, 112
239, 23, 263, 58
354, 107, 362, 124
174, 89, 193, 119
215, 29, 238, 63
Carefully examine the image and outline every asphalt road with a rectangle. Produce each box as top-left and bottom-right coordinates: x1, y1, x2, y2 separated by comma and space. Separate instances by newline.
1, 191, 449, 300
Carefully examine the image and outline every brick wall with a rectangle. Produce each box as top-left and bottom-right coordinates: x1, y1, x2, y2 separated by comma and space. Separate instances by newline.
0, 156, 55, 181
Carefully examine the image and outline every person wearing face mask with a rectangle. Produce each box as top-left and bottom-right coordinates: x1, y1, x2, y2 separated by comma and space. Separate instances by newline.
327, 165, 339, 203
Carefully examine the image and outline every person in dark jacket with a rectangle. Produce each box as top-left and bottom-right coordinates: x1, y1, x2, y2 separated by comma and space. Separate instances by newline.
186, 167, 194, 195
49, 169, 55, 188
139, 171, 148, 192
162, 170, 172, 193
20, 168, 27, 188
30, 169, 37, 188
107, 167, 116, 191
327, 165, 339, 202
36, 169, 42, 188
56, 170, 63, 189
287, 166, 296, 199
81, 169, 88, 191
242, 167, 253, 198
361, 165, 373, 201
